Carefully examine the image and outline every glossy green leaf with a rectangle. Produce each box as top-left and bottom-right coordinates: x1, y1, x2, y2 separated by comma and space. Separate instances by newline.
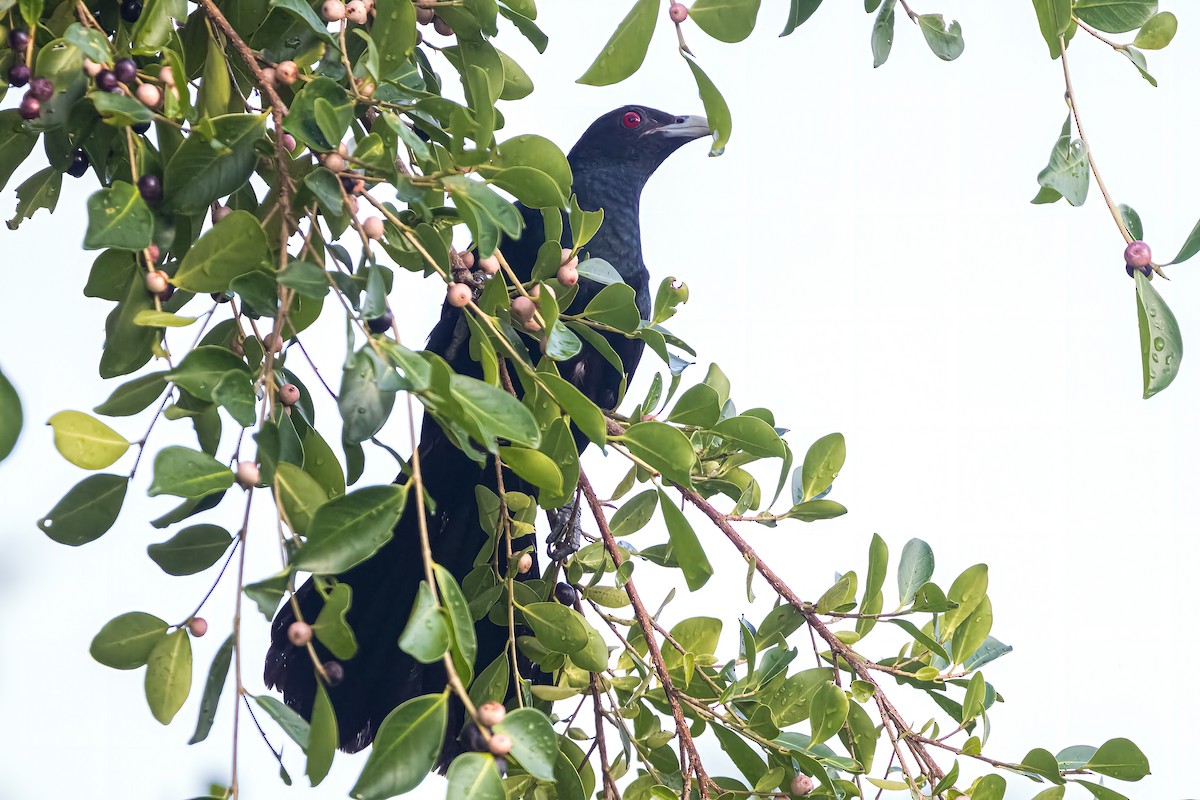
577, 0, 659, 86
620, 421, 695, 488
0, 365, 19, 463
38, 473, 128, 546
147, 446, 235, 498
1119, 204, 1143, 241
90, 611, 169, 670
312, 583, 358, 660
493, 708, 558, 782
683, 55, 729, 157
147, 524, 232, 575
255, 695, 311, 751
523, 601, 590, 653
712, 415, 785, 459
943, 564, 989, 634
1133, 11, 1176, 48
971, 774, 1007, 800
951, 594, 994, 664
610, 489, 659, 536
799, 432, 844, 502
8, 167, 62, 230
445, 752, 505, 799
896, 538, 934, 606
0, 110, 39, 192
351, 692, 449, 800
690, 0, 760, 43
808, 681, 849, 745
815, 571, 857, 613
292, 485, 407, 574
538, 371, 607, 445
1135, 270, 1182, 399
1034, 116, 1088, 207
499, 445, 563, 496
275, 462, 328, 535
165, 113, 269, 214
285, 76, 355, 151
145, 629, 192, 724
399, 581, 451, 663
172, 211, 272, 293
167, 347, 251, 402
1031, 0, 1073, 57
781, 0, 823, 35
83, 182, 153, 251
872, 0, 896, 67
306, 681, 338, 786
189, 634, 234, 744
917, 14, 964, 60
47, 410, 130, 469
434, 564, 478, 683
657, 487, 713, 590
1086, 738, 1150, 781
666, 383, 721, 427
1074, 0, 1156, 33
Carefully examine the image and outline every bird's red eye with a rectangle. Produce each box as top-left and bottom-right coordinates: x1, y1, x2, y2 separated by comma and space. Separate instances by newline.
621, 111, 642, 129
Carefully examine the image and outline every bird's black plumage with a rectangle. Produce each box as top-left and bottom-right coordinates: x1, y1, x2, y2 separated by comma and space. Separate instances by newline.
265, 105, 710, 760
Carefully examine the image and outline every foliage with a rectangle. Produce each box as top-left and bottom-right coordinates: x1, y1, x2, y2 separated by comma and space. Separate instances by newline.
0, 0, 1176, 798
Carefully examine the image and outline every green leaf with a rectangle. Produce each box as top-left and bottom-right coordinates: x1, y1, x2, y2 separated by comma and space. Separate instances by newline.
132, 310, 198, 328
445, 752, 505, 800
373, 0, 418, 76
285, 76, 355, 151
610, 489, 659, 536
449, 374, 541, 449
500, 445, 563, 496
1135, 270, 1182, 399
245, 570, 290, 620
799, 432, 845, 502
274, 462, 328, 535
538, 372, 607, 446
951, 594, 994, 664
888, 618, 949, 662
145, 629, 192, 724
1086, 738, 1150, 781
712, 415, 785, 459
277, 261, 330, 299
311, 582, 358, 660
339, 347, 398, 444
1074, 0, 1157, 33
943, 563, 989, 634
8, 167, 62, 230
1031, 0, 1074, 57
83, 182, 154, 251
917, 14, 964, 60
1168, 216, 1200, 264
0, 110, 39, 193
306, 681, 338, 785
167, 346, 251, 402
38, 473, 128, 546
0, 365, 18, 463
523, 601, 589, 653
781, 0, 823, 35
896, 538, 934, 606
808, 681, 849, 745
962, 671, 986, 721
690, 0, 761, 43
165, 113, 269, 214
582, 282, 641, 332
212, 371, 257, 428
92, 91, 154, 127
292, 484, 408, 574
1133, 11, 1176, 48
434, 564, 478, 683
815, 571, 857, 613
620, 421, 695, 488
1119, 204, 1143, 241
173, 210, 271, 293
872, 0, 896, 68
493, 708, 559, 782
1034, 116, 1089, 207
1118, 46, 1157, 87
681, 57, 728, 157
255, 695, 311, 751
963, 635, 1013, 671
189, 634, 234, 744
482, 133, 572, 206
657, 486, 713, 590
90, 611, 169, 670
351, 692, 449, 800
577, 0, 659, 86
47, 410, 130, 469
148, 524, 232, 575
270, 0, 337, 42
147, 446, 236, 498
971, 774, 1007, 800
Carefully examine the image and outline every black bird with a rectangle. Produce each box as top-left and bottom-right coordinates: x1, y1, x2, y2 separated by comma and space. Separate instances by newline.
265, 105, 711, 759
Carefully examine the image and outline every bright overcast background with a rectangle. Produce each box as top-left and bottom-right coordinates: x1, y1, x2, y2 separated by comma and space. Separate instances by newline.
2, 2, 1197, 799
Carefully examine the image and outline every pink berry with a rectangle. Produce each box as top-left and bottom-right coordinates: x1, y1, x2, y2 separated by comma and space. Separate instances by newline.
213, 205, 232, 223
263, 332, 283, 353
279, 383, 301, 406
560, 248, 579, 270
136, 83, 162, 108
516, 552, 533, 574
790, 775, 815, 796
280, 132, 297, 152
83, 58, 104, 78
323, 152, 346, 172
510, 295, 536, 323
1124, 240, 1151, 268
557, 264, 579, 287
488, 732, 513, 756
144, 270, 170, 295
288, 621, 313, 645
159, 65, 175, 86
477, 701, 506, 726
346, 0, 368, 24
447, 282, 472, 307
276, 60, 299, 85
416, 6, 434, 24
145, 243, 161, 264
321, 0, 345, 21
669, 2, 688, 22
479, 254, 500, 274
459, 250, 475, 269
363, 217, 385, 240
236, 461, 260, 489
188, 617, 208, 637
433, 15, 453, 35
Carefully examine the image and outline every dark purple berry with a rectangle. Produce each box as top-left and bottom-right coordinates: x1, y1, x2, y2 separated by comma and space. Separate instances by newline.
132, 121, 150, 134
461, 724, 488, 753
18, 94, 40, 120
367, 310, 394, 334
322, 660, 344, 686
1125, 263, 1152, 278
113, 58, 137, 84
138, 173, 162, 207
554, 582, 578, 606
493, 756, 507, 778
28, 76, 53, 102
7, 30, 28, 51
1124, 240, 1152, 269
95, 69, 118, 92
119, 0, 143, 23
8, 63, 30, 88
66, 149, 90, 178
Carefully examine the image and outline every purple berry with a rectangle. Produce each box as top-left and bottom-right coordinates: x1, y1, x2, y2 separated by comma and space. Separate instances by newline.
8, 30, 28, 51
322, 660, 344, 686
8, 63, 30, 88
138, 174, 162, 207
113, 58, 137, 84
18, 95, 40, 120
367, 310, 394, 334
95, 69, 118, 92
554, 582, 578, 606
28, 76, 53, 102
66, 149, 89, 178
132, 121, 150, 134
120, 0, 143, 23
1124, 240, 1152, 269
1125, 263, 1152, 278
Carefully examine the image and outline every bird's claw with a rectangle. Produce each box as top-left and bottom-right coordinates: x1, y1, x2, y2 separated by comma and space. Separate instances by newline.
546, 497, 583, 563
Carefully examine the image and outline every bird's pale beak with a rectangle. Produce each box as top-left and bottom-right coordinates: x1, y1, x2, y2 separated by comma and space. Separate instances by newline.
653, 115, 711, 140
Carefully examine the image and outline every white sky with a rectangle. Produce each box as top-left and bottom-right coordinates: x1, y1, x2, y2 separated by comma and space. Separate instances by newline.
2, 2, 1197, 798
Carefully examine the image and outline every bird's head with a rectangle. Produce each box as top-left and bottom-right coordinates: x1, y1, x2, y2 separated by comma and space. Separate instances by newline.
567, 105, 711, 186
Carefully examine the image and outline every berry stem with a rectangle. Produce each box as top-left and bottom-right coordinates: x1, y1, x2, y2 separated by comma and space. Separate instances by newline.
1058, 35, 1134, 244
